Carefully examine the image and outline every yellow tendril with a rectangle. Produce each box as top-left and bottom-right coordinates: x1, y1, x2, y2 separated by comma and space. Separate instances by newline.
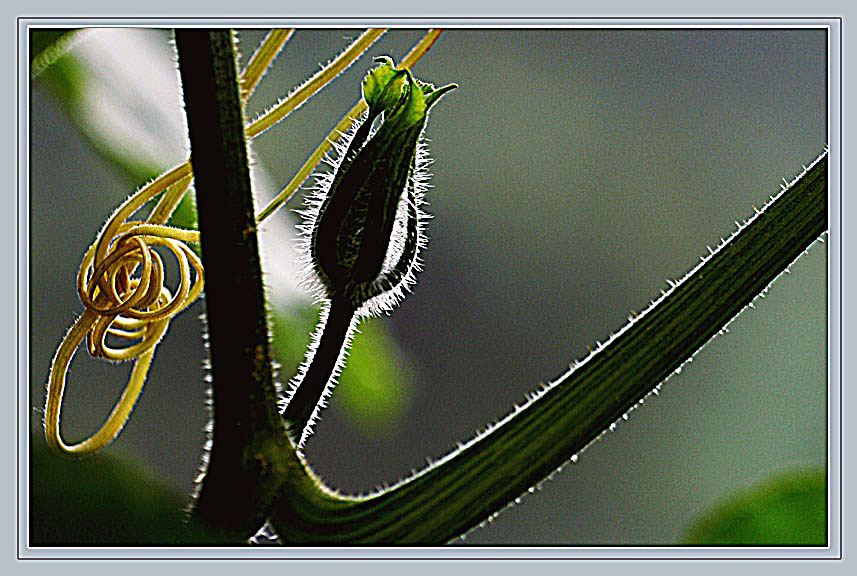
240, 29, 295, 101
245, 28, 386, 139
46, 171, 200, 456
45, 28, 443, 457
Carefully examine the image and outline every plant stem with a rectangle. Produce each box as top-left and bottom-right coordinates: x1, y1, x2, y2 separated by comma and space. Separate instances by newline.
175, 29, 290, 540
269, 151, 827, 544
283, 297, 356, 441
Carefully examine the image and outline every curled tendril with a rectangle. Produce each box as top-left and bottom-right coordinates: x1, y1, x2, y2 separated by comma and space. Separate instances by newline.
44, 28, 445, 457
77, 224, 204, 358
45, 166, 203, 456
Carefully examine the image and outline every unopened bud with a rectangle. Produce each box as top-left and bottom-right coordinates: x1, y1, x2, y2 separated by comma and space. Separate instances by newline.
307, 57, 456, 314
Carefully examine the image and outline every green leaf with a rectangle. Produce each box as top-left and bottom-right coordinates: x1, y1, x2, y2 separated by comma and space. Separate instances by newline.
33, 34, 163, 185
31, 29, 78, 69
682, 467, 827, 546
30, 436, 224, 545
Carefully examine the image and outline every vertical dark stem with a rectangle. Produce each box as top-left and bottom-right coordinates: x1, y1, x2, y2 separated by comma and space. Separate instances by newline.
175, 29, 287, 539
283, 297, 355, 439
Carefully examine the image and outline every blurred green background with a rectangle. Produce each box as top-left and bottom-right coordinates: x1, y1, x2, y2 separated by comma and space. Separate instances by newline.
29, 28, 827, 545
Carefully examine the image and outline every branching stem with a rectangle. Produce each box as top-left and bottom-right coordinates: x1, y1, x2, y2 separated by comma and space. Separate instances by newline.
77, 27, 825, 546
268, 151, 828, 544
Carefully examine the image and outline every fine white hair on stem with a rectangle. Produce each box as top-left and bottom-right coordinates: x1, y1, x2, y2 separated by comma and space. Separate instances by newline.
278, 300, 361, 450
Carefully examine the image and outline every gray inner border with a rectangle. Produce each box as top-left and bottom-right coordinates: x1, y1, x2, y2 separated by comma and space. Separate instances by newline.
12, 14, 845, 567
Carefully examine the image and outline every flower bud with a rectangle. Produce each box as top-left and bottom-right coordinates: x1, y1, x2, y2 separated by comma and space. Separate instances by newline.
307, 57, 456, 314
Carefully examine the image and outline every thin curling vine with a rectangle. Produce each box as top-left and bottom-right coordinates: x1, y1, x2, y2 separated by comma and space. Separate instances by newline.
44, 167, 200, 455
281, 57, 456, 447
44, 29, 446, 458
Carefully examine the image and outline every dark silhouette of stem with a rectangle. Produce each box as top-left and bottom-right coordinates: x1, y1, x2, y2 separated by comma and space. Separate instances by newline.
175, 29, 288, 540
283, 297, 355, 438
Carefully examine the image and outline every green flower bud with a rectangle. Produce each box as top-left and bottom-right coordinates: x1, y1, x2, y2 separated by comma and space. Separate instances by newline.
304, 57, 456, 315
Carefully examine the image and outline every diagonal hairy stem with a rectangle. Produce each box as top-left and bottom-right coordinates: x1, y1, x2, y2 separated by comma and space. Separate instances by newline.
268, 151, 827, 544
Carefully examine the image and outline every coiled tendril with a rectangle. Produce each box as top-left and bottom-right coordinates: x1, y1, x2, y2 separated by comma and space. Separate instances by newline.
45, 166, 203, 456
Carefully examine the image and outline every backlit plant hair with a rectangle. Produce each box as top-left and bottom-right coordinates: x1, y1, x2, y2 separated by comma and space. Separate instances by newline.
38, 28, 828, 545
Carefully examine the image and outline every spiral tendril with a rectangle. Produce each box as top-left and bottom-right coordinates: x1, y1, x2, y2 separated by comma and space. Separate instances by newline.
44, 167, 204, 456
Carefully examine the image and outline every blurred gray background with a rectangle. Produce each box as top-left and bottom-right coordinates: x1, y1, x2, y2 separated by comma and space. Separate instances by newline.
30, 28, 827, 545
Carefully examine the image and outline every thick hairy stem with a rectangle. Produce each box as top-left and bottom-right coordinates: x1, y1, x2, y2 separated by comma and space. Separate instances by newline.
269, 151, 827, 544
175, 29, 290, 540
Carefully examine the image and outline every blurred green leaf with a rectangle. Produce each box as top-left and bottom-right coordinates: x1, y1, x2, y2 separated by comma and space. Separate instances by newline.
31, 29, 77, 66
32, 36, 161, 184
30, 436, 225, 545
682, 467, 827, 546
338, 318, 411, 431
